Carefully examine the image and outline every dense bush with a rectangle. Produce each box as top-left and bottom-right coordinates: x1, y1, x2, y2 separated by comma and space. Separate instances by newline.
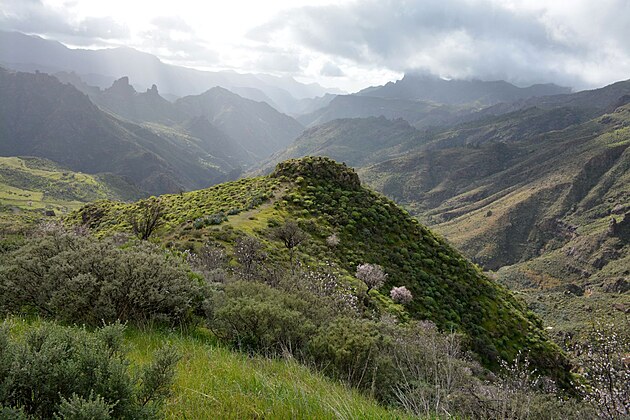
0, 321, 179, 419
0, 228, 203, 326
308, 317, 388, 393
206, 281, 318, 356
201, 259, 593, 419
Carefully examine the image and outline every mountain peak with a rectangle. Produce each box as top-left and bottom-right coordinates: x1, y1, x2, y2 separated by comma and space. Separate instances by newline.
272, 156, 361, 190
146, 84, 159, 95
107, 76, 136, 96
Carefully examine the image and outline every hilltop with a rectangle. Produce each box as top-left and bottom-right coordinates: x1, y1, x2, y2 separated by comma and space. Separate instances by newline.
70, 156, 571, 385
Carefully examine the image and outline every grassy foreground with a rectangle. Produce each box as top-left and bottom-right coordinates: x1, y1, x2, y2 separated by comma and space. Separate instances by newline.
3, 318, 410, 419
126, 327, 411, 419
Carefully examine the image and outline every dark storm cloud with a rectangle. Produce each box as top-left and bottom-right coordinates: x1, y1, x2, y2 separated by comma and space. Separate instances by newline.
0, 0, 129, 41
250, 0, 630, 88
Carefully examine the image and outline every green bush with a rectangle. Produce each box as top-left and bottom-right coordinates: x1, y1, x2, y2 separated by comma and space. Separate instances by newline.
308, 317, 388, 393
0, 229, 203, 326
206, 281, 316, 356
55, 393, 114, 419
0, 321, 179, 419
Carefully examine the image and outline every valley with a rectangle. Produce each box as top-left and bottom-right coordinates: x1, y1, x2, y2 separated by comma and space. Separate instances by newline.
0, 27, 628, 419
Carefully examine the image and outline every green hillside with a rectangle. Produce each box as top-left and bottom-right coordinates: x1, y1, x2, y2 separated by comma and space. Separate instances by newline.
260, 116, 424, 172
0, 156, 142, 232
353, 105, 630, 339
69, 156, 571, 386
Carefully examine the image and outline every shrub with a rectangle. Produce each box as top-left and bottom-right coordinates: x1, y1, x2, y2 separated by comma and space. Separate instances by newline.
127, 198, 164, 240
308, 317, 387, 394
233, 235, 266, 281
0, 229, 203, 326
0, 321, 179, 419
273, 220, 307, 273
193, 212, 227, 229
283, 267, 359, 315
186, 242, 229, 284
206, 281, 316, 356
55, 393, 115, 419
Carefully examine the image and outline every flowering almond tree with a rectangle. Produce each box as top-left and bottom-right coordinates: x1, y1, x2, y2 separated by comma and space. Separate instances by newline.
356, 263, 387, 291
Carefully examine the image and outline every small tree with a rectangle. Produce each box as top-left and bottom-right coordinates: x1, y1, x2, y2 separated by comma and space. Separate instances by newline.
356, 263, 387, 292
390, 286, 413, 304
574, 323, 629, 419
234, 235, 265, 281
128, 198, 164, 240
274, 220, 306, 274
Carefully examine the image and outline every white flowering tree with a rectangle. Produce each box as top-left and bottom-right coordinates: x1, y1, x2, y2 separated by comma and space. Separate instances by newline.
356, 263, 387, 291
390, 286, 413, 304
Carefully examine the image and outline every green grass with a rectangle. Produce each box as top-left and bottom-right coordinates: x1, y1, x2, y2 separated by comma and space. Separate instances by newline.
126, 327, 412, 419
4, 317, 409, 419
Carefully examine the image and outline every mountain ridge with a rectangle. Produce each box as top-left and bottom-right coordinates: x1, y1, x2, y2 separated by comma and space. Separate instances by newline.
358, 73, 571, 105
0, 30, 337, 114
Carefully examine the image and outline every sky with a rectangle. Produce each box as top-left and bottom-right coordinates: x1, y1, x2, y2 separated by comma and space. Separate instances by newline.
1, 0, 629, 92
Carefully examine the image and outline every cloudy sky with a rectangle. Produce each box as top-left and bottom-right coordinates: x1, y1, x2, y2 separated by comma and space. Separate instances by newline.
1, 0, 629, 92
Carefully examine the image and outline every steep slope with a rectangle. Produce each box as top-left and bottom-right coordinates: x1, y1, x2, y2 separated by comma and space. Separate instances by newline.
176, 87, 305, 159
0, 68, 239, 195
360, 104, 630, 295
56, 74, 281, 165
358, 73, 571, 105
182, 116, 251, 164
70, 157, 571, 385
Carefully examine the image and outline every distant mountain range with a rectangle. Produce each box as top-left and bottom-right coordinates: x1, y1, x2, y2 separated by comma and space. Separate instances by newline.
0, 68, 249, 195
0, 31, 340, 114
257, 77, 630, 301
56, 72, 304, 161
358, 73, 571, 105
298, 75, 571, 129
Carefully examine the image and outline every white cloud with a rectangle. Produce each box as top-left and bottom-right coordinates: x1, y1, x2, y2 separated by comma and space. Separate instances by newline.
1, 0, 628, 90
